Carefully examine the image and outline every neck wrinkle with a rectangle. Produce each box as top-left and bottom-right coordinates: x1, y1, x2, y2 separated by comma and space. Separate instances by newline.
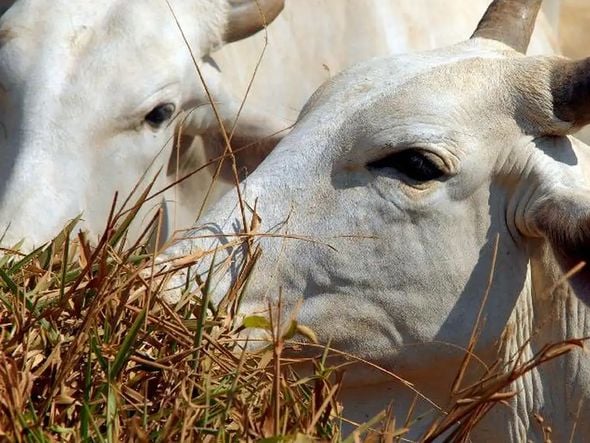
339, 246, 590, 441
486, 265, 539, 441
487, 246, 590, 442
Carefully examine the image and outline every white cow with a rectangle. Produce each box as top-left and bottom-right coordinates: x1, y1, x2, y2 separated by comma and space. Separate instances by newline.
0, 0, 559, 251
176, 0, 561, 230
161, 0, 590, 440
0, 0, 286, 249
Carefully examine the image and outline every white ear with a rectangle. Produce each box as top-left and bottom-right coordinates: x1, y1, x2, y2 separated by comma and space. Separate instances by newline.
521, 141, 590, 301
203, 112, 288, 180
0, 0, 15, 15
179, 83, 290, 181
526, 186, 590, 293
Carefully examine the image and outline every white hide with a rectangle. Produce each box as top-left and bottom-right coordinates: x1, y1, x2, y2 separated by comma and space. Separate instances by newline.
0, 0, 233, 248
138, 0, 563, 240
212, 0, 558, 122
0, 0, 559, 250
162, 36, 590, 443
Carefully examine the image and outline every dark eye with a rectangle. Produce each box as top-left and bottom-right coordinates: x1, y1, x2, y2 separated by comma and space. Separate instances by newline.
145, 103, 175, 128
367, 149, 445, 182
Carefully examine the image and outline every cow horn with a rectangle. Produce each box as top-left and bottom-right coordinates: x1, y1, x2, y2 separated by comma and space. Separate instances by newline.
224, 0, 284, 43
550, 58, 590, 130
471, 0, 542, 53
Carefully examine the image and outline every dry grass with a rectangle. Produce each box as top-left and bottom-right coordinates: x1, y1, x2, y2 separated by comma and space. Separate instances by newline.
2, 2, 588, 441
0, 188, 586, 442
0, 187, 347, 441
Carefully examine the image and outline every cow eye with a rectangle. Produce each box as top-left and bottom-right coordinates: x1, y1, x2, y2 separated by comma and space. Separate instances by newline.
145, 103, 175, 128
367, 149, 445, 182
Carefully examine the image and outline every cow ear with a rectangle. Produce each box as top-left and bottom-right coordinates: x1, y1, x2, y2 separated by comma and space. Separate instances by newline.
0, 0, 15, 15
195, 108, 288, 181
525, 183, 590, 300
179, 96, 290, 181
202, 118, 287, 182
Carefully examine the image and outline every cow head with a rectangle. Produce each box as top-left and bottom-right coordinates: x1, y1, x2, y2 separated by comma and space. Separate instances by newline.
161, 0, 590, 386
0, 0, 285, 249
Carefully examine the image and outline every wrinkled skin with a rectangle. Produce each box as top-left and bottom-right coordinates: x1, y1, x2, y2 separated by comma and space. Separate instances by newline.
0, 0, 559, 250
162, 38, 590, 440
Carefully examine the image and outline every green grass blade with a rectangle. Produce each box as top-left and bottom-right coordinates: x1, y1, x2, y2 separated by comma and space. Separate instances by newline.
8, 244, 46, 274
58, 231, 70, 303
0, 267, 18, 293
109, 181, 155, 248
341, 411, 387, 443
109, 308, 146, 380
81, 350, 92, 442
193, 250, 217, 368
90, 334, 109, 374
106, 380, 117, 443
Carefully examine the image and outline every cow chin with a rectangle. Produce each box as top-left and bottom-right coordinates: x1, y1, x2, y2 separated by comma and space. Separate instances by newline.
0, 170, 83, 250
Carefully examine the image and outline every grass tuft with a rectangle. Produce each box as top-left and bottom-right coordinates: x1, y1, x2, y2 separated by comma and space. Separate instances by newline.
0, 198, 346, 442
0, 193, 584, 442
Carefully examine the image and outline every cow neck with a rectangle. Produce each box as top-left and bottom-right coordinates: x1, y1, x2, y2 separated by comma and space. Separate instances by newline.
483, 243, 590, 441
338, 245, 590, 440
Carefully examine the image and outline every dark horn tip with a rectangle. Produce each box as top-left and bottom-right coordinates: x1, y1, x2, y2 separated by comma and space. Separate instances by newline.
551, 58, 590, 129
471, 0, 543, 53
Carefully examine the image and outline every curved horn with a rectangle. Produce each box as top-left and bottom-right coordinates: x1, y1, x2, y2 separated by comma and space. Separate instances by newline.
471, 0, 542, 53
224, 0, 285, 43
551, 58, 590, 130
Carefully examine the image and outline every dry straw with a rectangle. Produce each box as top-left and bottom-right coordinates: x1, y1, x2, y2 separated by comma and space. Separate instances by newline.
0, 184, 585, 442
0, 2, 586, 441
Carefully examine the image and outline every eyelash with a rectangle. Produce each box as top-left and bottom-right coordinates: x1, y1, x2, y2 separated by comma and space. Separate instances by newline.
144, 103, 176, 128
366, 148, 445, 182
